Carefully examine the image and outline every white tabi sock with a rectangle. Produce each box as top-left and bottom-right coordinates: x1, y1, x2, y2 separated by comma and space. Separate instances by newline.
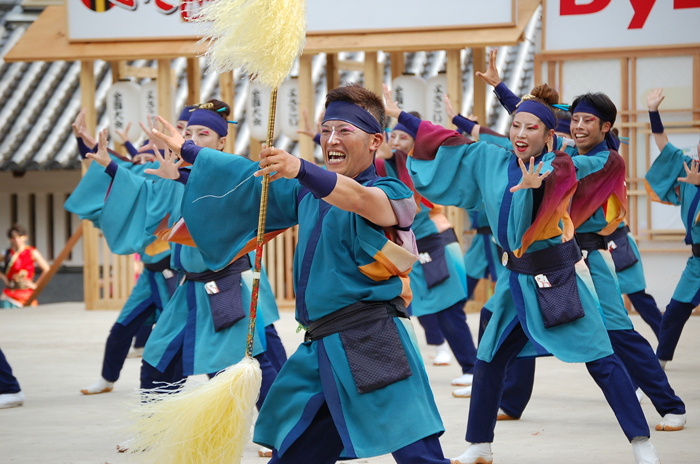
631, 437, 660, 464
452, 442, 493, 464
81, 377, 114, 395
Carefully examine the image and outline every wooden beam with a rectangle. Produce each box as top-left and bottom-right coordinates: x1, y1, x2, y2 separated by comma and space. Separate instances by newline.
325, 53, 340, 91
363, 51, 380, 94
298, 54, 315, 162
80, 60, 98, 310
390, 52, 405, 81
446, 49, 463, 131
157, 59, 172, 122
186, 58, 201, 105
547, 61, 556, 87
533, 55, 542, 86
219, 71, 236, 153
472, 47, 487, 125
80, 61, 96, 137
123, 65, 158, 79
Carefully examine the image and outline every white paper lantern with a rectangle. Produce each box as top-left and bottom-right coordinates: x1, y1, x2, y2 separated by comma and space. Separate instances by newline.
246, 82, 280, 142
392, 73, 426, 118
278, 78, 301, 142
425, 73, 448, 125
106, 81, 141, 142
140, 81, 158, 127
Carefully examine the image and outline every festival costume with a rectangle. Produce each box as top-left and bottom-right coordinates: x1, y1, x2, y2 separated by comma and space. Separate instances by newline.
406, 112, 650, 448
176, 137, 448, 461
1, 247, 38, 308
646, 139, 700, 361
376, 151, 476, 376
0, 346, 23, 408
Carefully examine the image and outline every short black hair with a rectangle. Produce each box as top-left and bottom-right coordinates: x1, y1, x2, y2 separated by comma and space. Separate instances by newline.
571, 93, 617, 129
7, 224, 27, 238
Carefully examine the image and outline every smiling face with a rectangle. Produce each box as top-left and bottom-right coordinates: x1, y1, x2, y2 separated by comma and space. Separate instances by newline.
389, 129, 415, 153
509, 112, 553, 160
571, 112, 611, 155
185, 124, 226, 150
320, 120, 383, 178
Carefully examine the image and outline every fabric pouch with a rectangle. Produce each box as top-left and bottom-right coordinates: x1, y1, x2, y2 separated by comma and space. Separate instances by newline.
416, 230, 455, 288
163, 269, 179, 297
339, 317, 412, 394
533, 265, 585, 329
205, 273, 245, 332
607, 234, 638, 272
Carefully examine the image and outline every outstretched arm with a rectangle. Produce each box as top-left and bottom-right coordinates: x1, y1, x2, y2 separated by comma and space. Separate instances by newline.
445, 94, 480, 140
476, 48, 520, 114
647, 88, 668, 152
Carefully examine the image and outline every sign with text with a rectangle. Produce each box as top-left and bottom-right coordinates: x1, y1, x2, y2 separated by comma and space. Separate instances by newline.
544, 0, 700, 52
68, 0, 515, 42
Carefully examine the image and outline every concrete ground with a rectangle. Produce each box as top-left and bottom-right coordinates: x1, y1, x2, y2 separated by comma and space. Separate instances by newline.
0, 251, 698, 464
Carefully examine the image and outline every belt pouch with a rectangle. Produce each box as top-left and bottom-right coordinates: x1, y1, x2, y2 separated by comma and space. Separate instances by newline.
205, 272, 245, 332
534, 263, 585, 329
416, 229, 456, 289
606, 228, 638, 272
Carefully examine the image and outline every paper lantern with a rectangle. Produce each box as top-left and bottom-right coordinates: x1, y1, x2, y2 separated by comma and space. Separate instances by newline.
277, 78, 301, 142
425, 73, 448, 125
246, 82, 280, 142
106, 81, 141, 142
392, 73, 426, 118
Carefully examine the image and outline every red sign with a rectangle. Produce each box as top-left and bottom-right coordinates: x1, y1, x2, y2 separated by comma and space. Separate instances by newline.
560, 0, 700, 29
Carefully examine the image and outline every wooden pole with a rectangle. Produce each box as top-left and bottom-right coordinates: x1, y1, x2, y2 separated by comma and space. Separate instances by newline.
326, 53, 340, 91
25, 224, 84, 306
472, 47, 487, 126
363, 51, 380, 95
80, 60, 98, 310
390, 52, 405, 81
157, 59, 173, 122
187, 57, 201, 106
298, 53, 315, 162
446, 49, 463, 131
219, 71, 236, 153
547, 61, 557, 88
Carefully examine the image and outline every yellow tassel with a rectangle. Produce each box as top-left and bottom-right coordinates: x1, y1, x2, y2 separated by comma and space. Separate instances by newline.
196, 0, 307, 89
126, 357, 262, 464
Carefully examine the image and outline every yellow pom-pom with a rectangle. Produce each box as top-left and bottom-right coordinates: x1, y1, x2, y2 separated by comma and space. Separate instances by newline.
126, 357, 262, 464
196, 0, 307, 89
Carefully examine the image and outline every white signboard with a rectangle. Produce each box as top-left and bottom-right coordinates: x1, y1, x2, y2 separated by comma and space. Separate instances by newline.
68, 0, 515, 42
544, 0, 700, 52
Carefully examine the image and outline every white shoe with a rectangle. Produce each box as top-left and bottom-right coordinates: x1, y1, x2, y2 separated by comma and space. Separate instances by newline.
496, 408, 518, 421
452, 386, 472, 398
451, 442, 493, 464
636, 388, 644, 403
656, 412, 686, 431
433, 342, 452, 365
631, 437, 660, 464
258, 447, 272, 458
80, 377, 114, 395
452, 373, 474, 386
127, 346, 144, 358
0, 391, 24, 409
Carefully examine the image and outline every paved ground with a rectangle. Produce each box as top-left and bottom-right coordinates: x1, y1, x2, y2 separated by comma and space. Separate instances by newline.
0, 250, 698, 463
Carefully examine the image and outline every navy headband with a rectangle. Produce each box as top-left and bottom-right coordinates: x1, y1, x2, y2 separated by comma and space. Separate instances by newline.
555, 118, 571, 135
392, 122, 416, 139
571, 101, 619, 150
178, 105, 197, 122
187, 109, 228, 137
515, 99, 556, 130
323, 100, 382, 135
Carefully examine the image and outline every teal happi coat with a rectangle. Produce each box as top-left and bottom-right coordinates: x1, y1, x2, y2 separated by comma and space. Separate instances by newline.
464, 209, 502, 283
407, 116, 613, 364
178, 144, 444, 459
646, 141, 700, 304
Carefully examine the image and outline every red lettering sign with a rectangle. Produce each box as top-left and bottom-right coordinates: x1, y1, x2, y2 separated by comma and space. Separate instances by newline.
675, 0, 700, 8
560, 0, 611, 15
628, 0, 656, 29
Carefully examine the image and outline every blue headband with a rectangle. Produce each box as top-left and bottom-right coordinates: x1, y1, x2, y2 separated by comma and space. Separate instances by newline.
187, 109, 228, 137
555, 118, 571, 135
178, 105, 197, 122
392, 122, 416, 139
323, 101, 382, 135
515, 99, 556, 130
571, 101, 619, 151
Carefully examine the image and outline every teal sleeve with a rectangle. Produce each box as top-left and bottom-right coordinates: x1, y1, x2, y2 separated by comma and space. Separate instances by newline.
645, 142, 692, 205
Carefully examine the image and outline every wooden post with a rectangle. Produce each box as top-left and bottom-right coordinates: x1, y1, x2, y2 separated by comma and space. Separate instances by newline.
157, 59, 172, 122
472, 47, 487, 126
187, 57, 201, 105
219, 71, 236, 153
446, 49, 465, 247
326, 53, 340, 91
363, 51, 380, 95
298, 53, 315, 162
547, 60, 557, 87
249, 138, 263, 162
390, 51, 405, 81
533, 55, 542, 86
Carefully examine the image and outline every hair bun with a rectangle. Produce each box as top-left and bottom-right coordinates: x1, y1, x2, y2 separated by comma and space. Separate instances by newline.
530, 84, 559, 106
199, 99, 232, 120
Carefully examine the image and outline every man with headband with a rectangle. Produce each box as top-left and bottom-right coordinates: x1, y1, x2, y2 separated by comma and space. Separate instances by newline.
152, 83, 451, 463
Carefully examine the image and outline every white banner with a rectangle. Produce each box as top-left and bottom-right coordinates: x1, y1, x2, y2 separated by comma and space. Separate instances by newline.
544, 0, 700, 52
68, 0, 515, 42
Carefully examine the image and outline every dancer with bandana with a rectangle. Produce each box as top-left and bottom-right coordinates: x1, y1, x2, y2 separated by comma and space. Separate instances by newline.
397, 83, 660, 464
646, 87, 700, 366
154, 84, 451, 464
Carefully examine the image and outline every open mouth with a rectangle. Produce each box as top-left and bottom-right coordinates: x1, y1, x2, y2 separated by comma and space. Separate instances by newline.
327, 151, 346, 165
574, 133, 589, 141
514, 141, 528, 153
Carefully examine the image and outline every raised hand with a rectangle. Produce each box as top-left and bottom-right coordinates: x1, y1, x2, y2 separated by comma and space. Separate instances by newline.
510, 157, 551, 193
151, 116, 186, 155
144, 148, 184, 180
255, 146, 301, 181
646, 88, 665, 112
382, 84, 402, 120
444, 95, 457, 121
296, 107, 318, 139
71, 108, 86, 138
115, 122, 132, 145
476, 48, 501, 88
85, 129, 112, 168
678, 160, 700, 186
72, 108, 97, 146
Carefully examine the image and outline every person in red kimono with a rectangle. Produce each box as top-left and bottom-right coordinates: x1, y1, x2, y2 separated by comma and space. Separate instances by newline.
1, 224, 50, 309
